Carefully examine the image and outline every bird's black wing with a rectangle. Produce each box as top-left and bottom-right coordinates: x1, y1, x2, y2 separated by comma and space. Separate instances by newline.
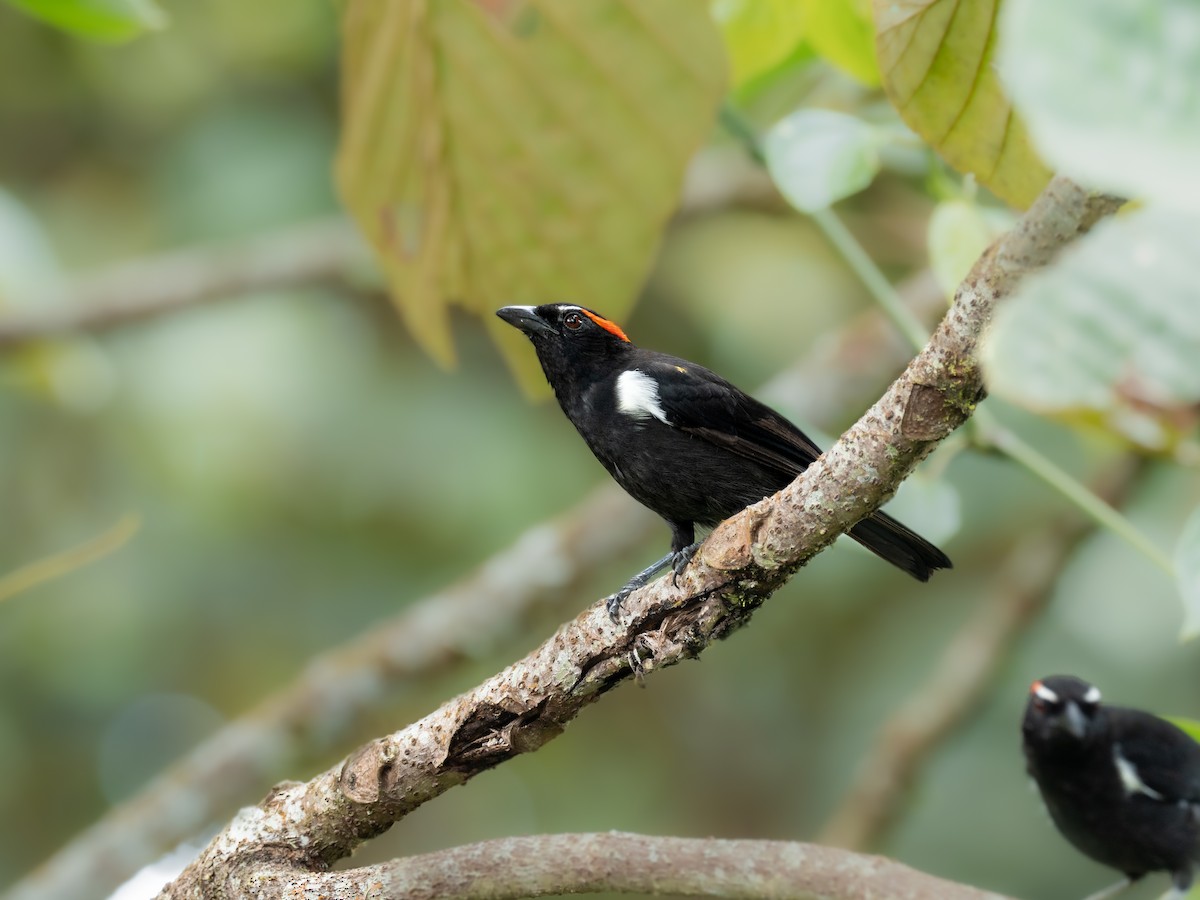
641, 356, 823, 476
1111, 708, 1200, 804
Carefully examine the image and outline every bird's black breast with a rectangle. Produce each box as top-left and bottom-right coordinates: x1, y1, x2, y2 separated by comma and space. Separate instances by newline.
1026, 725, 1200, 878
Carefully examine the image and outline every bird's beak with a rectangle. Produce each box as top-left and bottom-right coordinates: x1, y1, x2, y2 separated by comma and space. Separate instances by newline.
497, 306, 554, 337
1063, 701, 1088, 739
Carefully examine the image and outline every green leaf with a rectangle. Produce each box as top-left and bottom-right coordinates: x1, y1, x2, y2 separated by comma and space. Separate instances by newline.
982, 207, 1200, 452
3, 0, 165, 41
1168, 716, 1200, 744
999, 0, 1200, 211
926, 198, 1009, 298
873, 0, 1052, 209
336, 0, 726, 385
763, 109, 881, 213
1175, 506, 1200, 639
712, 0, 806, 90
798, 0, 878, 86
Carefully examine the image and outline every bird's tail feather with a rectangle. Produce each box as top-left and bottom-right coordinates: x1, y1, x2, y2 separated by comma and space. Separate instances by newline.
847, 511, 952, 581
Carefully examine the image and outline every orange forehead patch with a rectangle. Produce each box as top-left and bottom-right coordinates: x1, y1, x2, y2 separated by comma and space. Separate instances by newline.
581, 309, 630, 342
1030, 680, 1043, 694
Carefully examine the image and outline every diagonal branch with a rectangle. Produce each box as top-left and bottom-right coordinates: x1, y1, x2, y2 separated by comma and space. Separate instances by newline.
156, 176, 1123, 899
248, 832, 1014, 900
6, 272, 941, 900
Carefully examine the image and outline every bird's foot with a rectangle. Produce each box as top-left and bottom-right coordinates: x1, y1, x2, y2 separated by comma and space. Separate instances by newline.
669, 541, 702, 587
605, 550, 677, 622
605, 586, 636, 622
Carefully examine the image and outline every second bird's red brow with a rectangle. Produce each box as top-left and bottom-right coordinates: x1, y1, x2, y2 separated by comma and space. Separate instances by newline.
581, 309, 630, 342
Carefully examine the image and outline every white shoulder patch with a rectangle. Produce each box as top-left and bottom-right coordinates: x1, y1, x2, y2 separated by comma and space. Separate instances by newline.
616, 370, 670, 424
1113, 744, 1165, 800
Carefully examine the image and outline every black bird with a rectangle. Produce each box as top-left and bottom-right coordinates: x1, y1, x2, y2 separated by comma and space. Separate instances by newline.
1022, 675, 1200, 900
496, 303, 951, 618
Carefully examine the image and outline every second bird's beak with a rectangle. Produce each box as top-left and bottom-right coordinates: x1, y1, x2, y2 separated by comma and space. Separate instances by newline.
1063, 701, 1088, 739
497, 306, 554, 337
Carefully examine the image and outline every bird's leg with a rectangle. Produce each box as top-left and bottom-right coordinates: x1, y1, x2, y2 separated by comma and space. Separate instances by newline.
605, 522, 698, 621
670, 541, 702, 584
605, 551, 674, 621
1081, 878, 1133, 900
668, 521, 697, 587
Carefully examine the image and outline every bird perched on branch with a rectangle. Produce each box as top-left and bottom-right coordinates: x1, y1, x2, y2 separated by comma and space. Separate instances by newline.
496, 303, 951, 619
1022, 675, 1200, 900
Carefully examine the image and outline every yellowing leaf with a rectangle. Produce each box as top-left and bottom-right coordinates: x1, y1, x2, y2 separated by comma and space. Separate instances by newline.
336, 0, 727, 385
874, 0, 1052, 208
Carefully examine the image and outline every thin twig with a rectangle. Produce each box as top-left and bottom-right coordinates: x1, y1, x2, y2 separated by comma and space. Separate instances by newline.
0, 218, 372, 349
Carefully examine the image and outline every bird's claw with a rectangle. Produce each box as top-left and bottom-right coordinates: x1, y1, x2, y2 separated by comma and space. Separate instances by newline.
669, 541, 701, 586
606, 588, 632, 622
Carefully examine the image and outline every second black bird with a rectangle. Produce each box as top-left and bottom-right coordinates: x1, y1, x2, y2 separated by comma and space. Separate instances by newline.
1022, 675, 1200, 900
497, 303, 951, 617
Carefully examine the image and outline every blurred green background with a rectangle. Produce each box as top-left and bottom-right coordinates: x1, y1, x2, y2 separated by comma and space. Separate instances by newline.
1, 3, 1198, 900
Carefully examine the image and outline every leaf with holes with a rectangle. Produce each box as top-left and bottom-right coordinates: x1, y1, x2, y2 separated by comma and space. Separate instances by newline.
874, 0, 1051, 208
336, 0, 726, 386
3, 0, 165, 41
982, 207, 1200, 452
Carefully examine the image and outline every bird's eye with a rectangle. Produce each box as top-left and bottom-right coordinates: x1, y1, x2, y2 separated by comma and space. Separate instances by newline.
563, 312, 584, 330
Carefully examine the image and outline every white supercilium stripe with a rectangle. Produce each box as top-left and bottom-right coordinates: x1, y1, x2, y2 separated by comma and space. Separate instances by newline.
616, 370, 670, 424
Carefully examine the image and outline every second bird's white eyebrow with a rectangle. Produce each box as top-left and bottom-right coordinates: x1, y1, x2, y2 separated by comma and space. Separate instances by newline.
1033, 683, 1060, 703
1083, 685, 1102, 704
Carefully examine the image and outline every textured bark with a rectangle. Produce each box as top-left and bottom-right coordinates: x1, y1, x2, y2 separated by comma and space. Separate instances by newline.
247, 833, 1014, 900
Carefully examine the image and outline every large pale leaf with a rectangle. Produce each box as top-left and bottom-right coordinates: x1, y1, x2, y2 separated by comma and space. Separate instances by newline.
874, 0, 1051, 209
982, 207, 1200, 452
999, 0, 1200, 211
337, 0, 726, 383
3, 0, 165, 41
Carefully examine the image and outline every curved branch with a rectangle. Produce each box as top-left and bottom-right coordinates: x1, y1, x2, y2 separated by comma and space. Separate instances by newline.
250, 832, 1013, 900
153, 178, 1122, 899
